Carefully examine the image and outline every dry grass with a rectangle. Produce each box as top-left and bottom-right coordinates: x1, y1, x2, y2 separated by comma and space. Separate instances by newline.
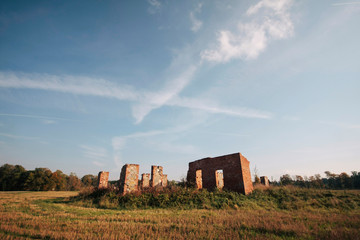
0, 191, 359, 239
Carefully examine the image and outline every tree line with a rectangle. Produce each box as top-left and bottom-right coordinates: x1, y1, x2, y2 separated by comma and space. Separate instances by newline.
1, 163, 360, 191
0, 164, 98, 191
274, 171, 360, 189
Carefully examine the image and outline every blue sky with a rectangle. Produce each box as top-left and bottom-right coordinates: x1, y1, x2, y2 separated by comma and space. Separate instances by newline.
0, 0, 359, 181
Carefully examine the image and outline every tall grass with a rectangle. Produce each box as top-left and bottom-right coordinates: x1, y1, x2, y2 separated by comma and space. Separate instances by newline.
0, 189, 359, 239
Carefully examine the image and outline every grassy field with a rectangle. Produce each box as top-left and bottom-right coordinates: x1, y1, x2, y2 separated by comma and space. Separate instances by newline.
0, 190, 359, 239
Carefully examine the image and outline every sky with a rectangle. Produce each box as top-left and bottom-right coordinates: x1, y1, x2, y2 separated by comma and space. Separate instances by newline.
0, 0, 359, 181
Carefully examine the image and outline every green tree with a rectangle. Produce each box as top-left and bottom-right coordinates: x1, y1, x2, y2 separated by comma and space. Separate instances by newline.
51, 170, 67, 190
280, 174, 292, 185
81, 174, 98, 187
67, 172, 83, 191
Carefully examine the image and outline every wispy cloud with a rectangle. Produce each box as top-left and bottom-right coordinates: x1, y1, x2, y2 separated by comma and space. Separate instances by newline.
282, 116, 300, 121
201, 0, 294, 62
190, 3, 203, 32
131, 65, 198, 123
111, 121, 204, 169
0, 132, 38, 140
0, 72, 138, 101
0, 113, 72, 121
0, 69, 273, 123
80, 145, 108, 165
318, 121, 360, 129
147, 0, 162, 14
42, 119, 56, 124
332, 2, 360, 6
92, 161, 105, 167
168, 96, 273, 119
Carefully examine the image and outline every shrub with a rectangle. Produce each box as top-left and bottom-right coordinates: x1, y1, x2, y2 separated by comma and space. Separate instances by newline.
72, 185, 360, 211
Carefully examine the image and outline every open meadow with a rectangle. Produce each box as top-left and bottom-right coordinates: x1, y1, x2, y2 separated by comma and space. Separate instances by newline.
0, 189, 360, 239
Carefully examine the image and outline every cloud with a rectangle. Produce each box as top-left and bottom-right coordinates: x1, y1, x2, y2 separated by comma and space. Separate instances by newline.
190, 3, 203, 32
42, 119, 56, 124
131, 65, 197, 123
92, 161, 105, 167
111, 122, 203, 169
168, 96, 273, 119
201, 0, 294, 62
0, 132, 38, 140
282, 116, 300, 121
318, 121, 360, 129
0, 113, 73, 121
332, 2, 360, 6
0, 70, 273, 123
0, 72, 138, 101
147, 0, 161, 14
80, 145, 108, 165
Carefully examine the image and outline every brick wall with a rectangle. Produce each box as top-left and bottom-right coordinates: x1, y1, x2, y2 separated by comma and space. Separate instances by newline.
187, 152, 253, 195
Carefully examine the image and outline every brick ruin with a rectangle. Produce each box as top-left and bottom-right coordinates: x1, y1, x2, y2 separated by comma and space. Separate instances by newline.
97, 171, 109, 189
118, 164, 168, 194
187, 152, 253, 195
260, 176, 269, 187
119, 164, 139, 194
98, 152, 254, 195
151, 165, 168, 187
140, 173, 150, 189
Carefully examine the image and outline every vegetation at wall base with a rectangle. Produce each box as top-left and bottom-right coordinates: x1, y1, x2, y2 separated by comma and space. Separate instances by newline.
73, 185, 360, 211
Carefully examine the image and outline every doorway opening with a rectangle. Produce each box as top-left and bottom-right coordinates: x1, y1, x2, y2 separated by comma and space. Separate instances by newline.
215, 169, 224, 189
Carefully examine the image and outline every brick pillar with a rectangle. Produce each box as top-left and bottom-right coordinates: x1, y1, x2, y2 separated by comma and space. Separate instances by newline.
97, 171, 109, 189
119, 164, 139, 194
151, 166, 163, 187
260, 176, 269, 187
140, 173, 150, 189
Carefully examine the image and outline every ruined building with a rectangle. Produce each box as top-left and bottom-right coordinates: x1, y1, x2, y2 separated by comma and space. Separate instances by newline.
97, 171, 109, 189
99, 152, 253, 195
119, 164, 168, 194
260, 176, 270, 187
187, 152, 253, 195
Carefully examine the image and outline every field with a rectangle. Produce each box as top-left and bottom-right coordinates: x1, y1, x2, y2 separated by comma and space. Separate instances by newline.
0, 190, 360, 239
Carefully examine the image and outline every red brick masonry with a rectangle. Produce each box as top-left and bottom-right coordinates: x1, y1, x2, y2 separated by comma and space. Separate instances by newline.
187, 152, 253, 195
119, 164, 139, 194
97, 171, 109, 189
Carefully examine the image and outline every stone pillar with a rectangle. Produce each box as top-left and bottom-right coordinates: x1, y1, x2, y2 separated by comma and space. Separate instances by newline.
119, 164, 139, 194
97, 171, 109, 189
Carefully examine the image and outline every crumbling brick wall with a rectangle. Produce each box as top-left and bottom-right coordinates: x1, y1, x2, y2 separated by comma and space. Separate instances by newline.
161, 174, 168, 187
260, 176, 269, 187
187, 153, 253, 195
97, 171, 109, 189
140, 173, 150, 189
151, 166, 167, 187
119, 164, 139, 194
